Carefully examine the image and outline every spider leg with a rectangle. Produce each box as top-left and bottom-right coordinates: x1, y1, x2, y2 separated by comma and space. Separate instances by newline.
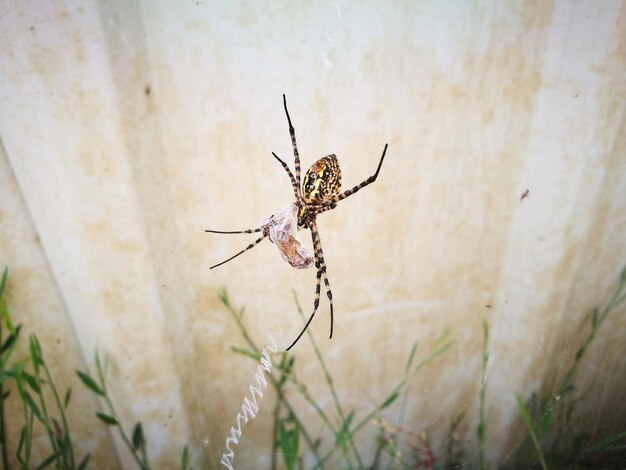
311, 223, 334, 338
282, 94, 302, 188
286, 264, 322, 351
332, 143, 388, 203
205, 228, 262, 234
209, 234, 267, 269
285, 221, 334, 351
272, 152, 300, 200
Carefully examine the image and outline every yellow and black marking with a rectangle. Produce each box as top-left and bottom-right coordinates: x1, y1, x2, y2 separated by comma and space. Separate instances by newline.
302, 155, 342, 205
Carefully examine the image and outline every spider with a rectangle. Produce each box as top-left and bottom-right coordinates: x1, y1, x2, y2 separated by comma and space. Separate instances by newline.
206, 95, 388, 350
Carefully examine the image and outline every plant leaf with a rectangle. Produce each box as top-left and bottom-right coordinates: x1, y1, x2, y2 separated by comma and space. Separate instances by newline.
132, 422, 145, 450
96, 412, 118, 426
335, 411, 354, 449
64, 387, 72, 409
219, 289, 230, 307
0, 300, 15, 333
29, 335, 44, 368
24, 391, 44, 423
78, 453, 91, 470
95, 351, 108, 387
516, 394, 548, 470
1, 325, 21, 353
181, 445, 190, 470
230, 346, 260, 361
279, 417, 299, 470
404, 340, 418, 374
539, 406, 552, 439
22, 371, 41, 394
0, 266, 7, 299
381, 390, 400, 410
583, 431, 626, 453
35, 450, 61, 470
76, 371, 105, 397
17, 425, 27, 465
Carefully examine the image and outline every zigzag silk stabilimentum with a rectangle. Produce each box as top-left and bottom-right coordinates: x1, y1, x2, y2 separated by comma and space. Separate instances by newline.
220, 337, 277, 469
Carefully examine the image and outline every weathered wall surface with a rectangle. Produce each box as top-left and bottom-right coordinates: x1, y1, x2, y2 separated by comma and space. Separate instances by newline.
1, 1, 625, 467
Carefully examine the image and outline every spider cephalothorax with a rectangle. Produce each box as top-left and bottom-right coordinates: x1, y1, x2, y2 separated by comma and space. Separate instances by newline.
206, 95, 388, 350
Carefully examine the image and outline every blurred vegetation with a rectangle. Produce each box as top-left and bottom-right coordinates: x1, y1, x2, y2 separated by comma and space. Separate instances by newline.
0, 266, 88, 469
510, 265, 626, 469
220, 265, 626, 469
220, 288, 453, 469
0, 267, 190, 470
0, 264, 625, 468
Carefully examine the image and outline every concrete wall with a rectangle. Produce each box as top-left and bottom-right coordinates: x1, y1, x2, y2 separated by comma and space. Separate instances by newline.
1, 1, 625, 467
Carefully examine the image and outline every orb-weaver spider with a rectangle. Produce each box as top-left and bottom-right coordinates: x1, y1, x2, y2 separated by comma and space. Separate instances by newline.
206, 95, 388, 350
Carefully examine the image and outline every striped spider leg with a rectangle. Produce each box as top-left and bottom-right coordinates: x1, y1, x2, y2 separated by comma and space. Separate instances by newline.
285, 219, 334, 350
205, 205, 313, 270
204, 227, 267, 270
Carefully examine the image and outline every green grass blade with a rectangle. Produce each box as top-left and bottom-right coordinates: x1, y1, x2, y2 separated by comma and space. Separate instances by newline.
1, 325, 21, 354
95, 352, 107, 389
539, 405, 553, 439
29, 335, 44, 368
132, 422, 145, 450
96, 412, 118, 426
279, 418, 299, 470
16, 426, 27, 466
22, 371, 41, 394
583, 431, 626, 453
219, 288, 230, 307
76, 371, 105, 397
35, 450, 61, 469
64, 387, 72, 409
181, 445, 190, 470
404, 341, 418, 374
516, 394, 548, 470
77, 453, 91, 470
0, 267, 7, 299
24, 392, 44, 424
477, 319, 490, 470
230, 346, 260, 360
0, 301, 15, 334
335, 411, 354, 449
381, 390, 400, 410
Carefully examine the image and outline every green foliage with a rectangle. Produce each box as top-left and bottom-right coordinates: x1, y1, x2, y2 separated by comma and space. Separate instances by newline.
510, 266, 626, 468
77, 351, 151, 470
516, 394, 548, 470
221, 264, 626, 469
76, 371, 104, 397
222, 288, 455, 470
0, 267, 81, 469
477, 318, 490, 470
278, 413, 300, 470
0, 261, 624, 469
181, 445, 191, 470
0, 266, 191, 469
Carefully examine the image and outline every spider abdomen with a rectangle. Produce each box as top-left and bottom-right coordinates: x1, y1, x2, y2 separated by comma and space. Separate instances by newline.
302, 155, 342, 204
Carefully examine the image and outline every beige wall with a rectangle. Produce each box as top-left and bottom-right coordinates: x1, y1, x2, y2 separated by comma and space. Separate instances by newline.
1, 0, 625, 467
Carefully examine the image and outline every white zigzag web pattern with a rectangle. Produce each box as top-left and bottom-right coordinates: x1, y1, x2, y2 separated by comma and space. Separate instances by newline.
220, 337, 277, 469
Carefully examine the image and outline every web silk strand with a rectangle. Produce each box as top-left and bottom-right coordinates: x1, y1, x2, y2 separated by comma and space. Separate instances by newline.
220, 337, 277, 469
